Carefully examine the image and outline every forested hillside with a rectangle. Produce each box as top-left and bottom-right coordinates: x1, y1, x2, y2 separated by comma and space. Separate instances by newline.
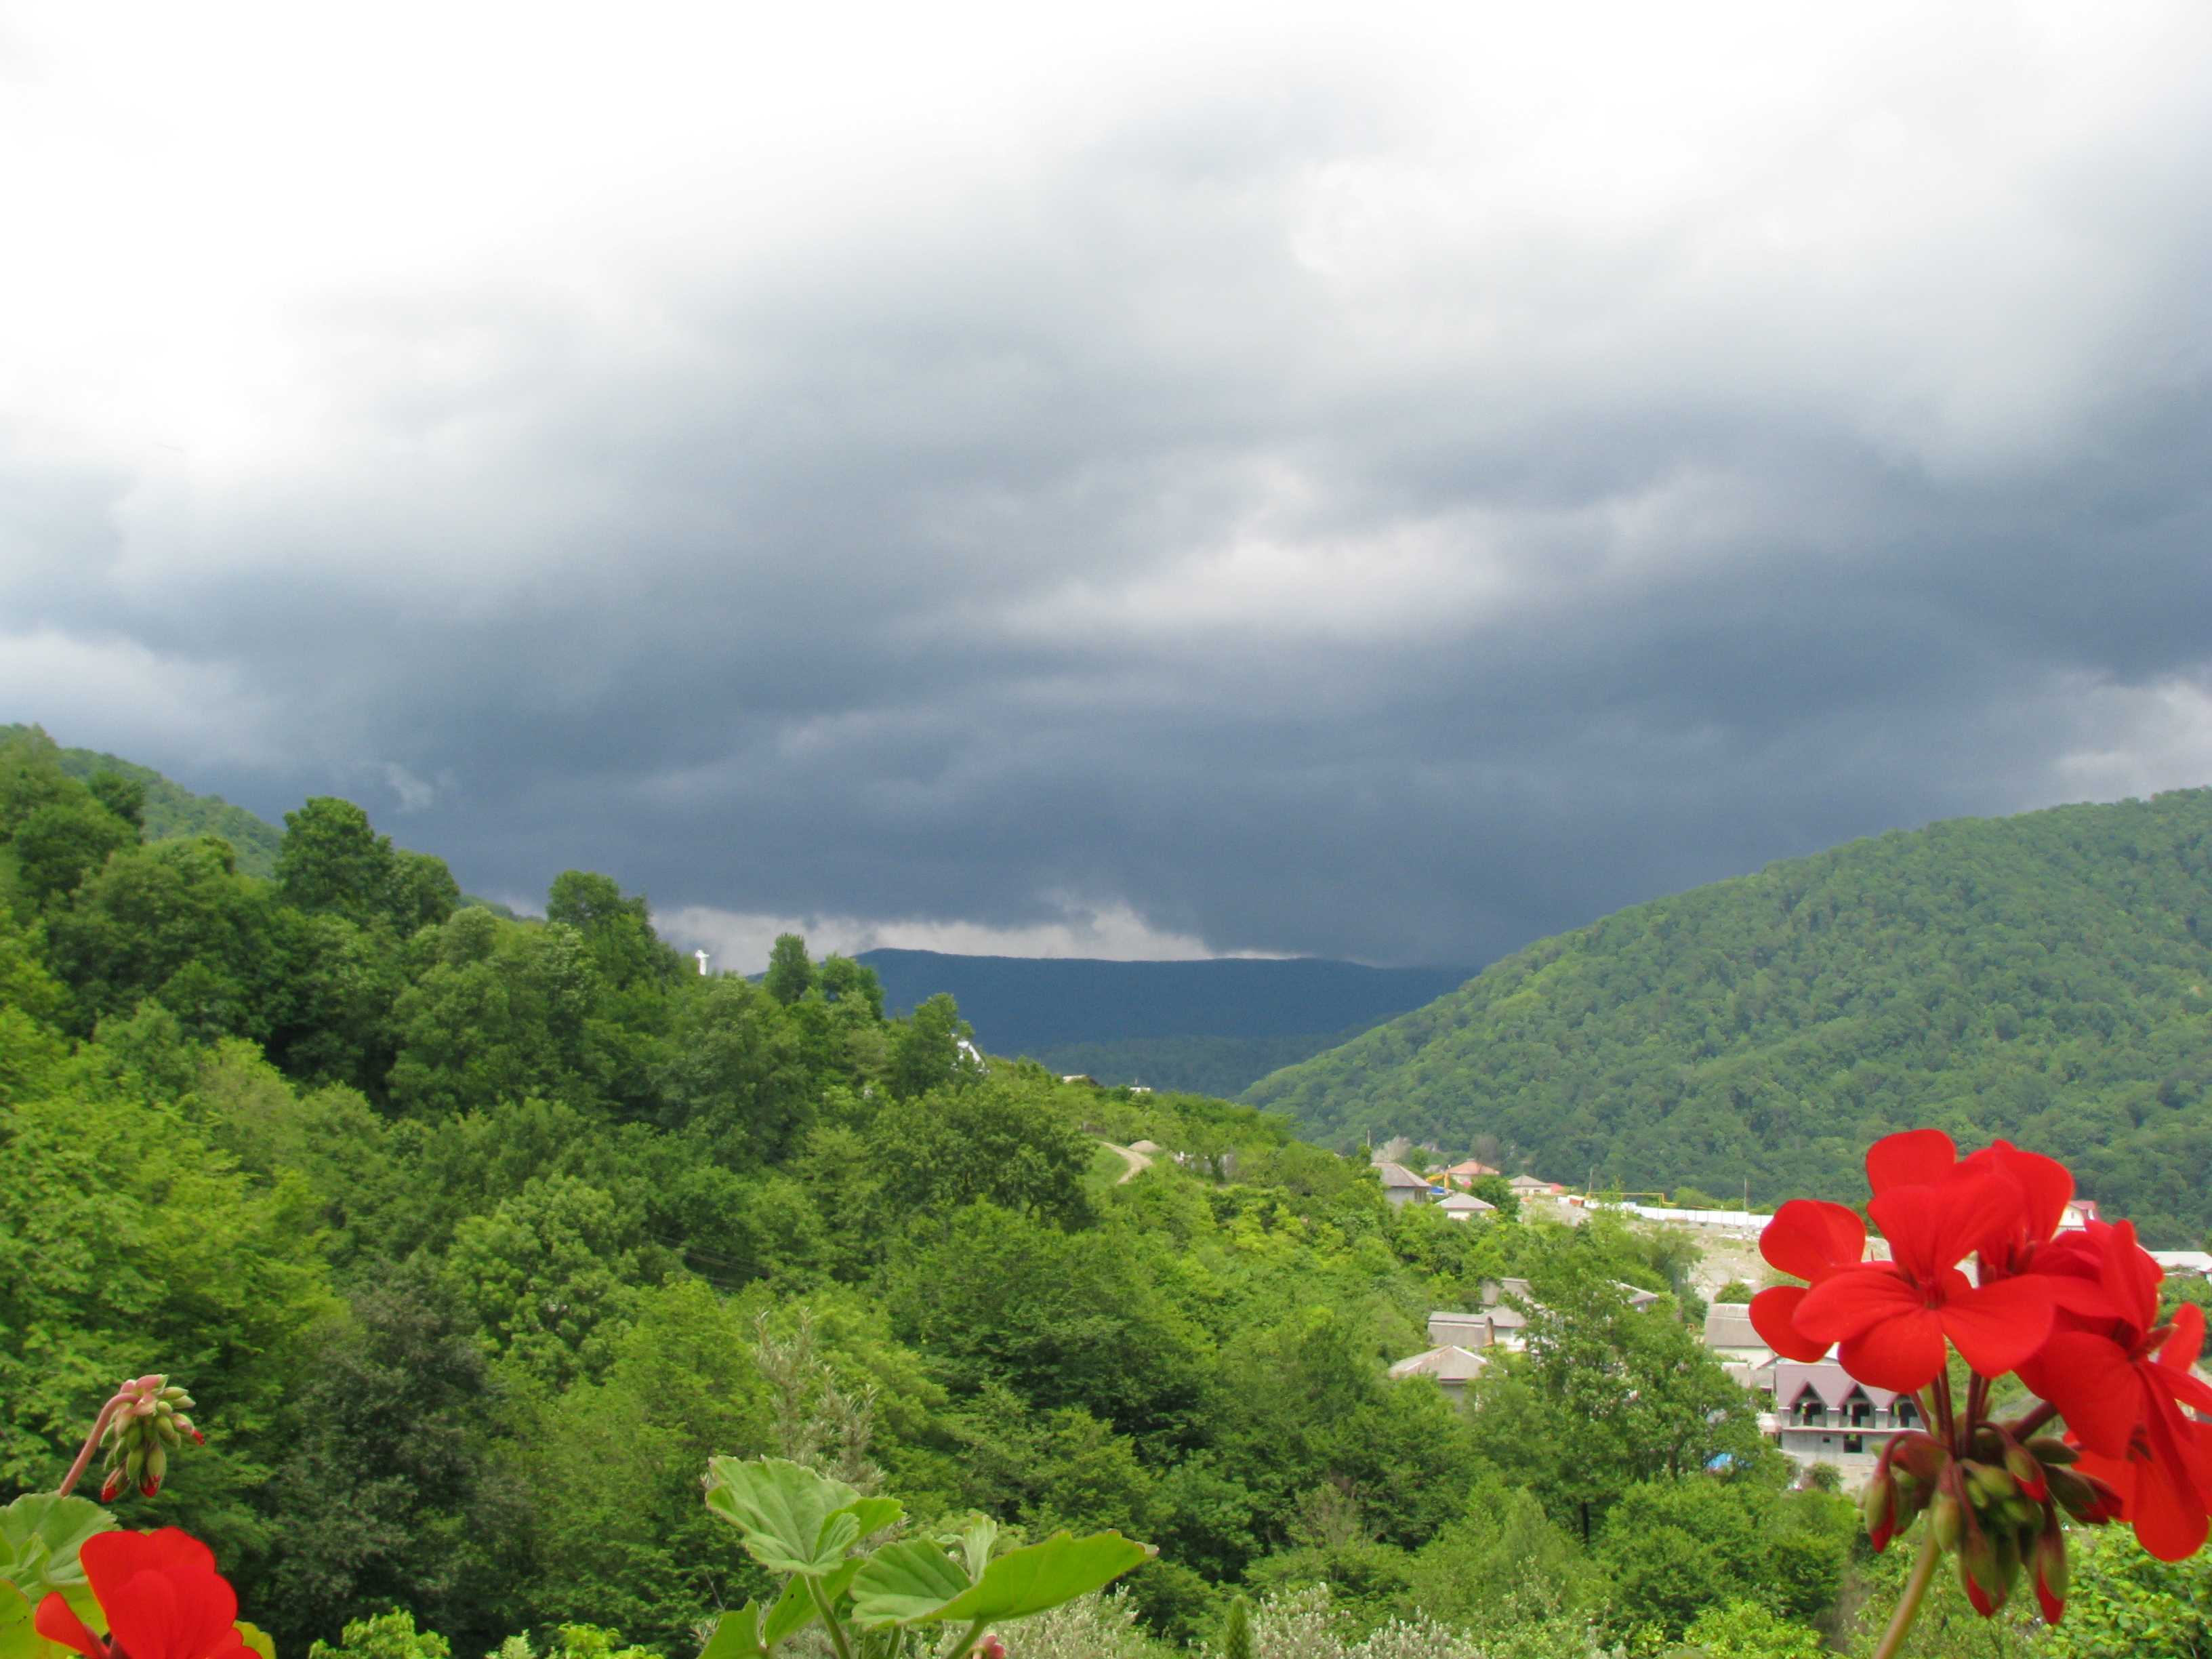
1247, 789, 2212, 1245
0, 726, 1890, 1659
3, 724, 289, 877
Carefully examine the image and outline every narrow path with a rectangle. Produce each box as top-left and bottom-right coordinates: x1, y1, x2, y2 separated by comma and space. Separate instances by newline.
1100, 1140, 1153, 1184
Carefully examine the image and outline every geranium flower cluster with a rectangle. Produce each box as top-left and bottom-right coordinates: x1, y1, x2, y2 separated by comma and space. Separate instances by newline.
1750, 1129, 2212, 1633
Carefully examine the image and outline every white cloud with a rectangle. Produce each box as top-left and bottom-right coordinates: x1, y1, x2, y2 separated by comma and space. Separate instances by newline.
656, 903, 1271, 977
2049, 676, 2212, 805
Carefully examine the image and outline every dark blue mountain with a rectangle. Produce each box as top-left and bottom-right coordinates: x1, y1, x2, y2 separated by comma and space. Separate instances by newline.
854, 948, 1468, 1055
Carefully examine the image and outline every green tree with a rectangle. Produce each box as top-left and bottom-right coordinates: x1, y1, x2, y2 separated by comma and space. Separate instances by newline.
257, 1275, 521, 1655
764, 933, 815, 1006
546, 872, 681, 989
440, 1174, 676, 1385
279, 798, 455, 935
47, 836, 297, 1040
886, 993, 978, 1099
1680, 1600, 1825, 1659
872, 1075, 1097, 1228
816, 954, 884, 1019
11, 798, 139, 908
651, 976, 810, 1164
85, 773, 145, 831
307, 1610, 451, 1659
886, 1206, 1204, 1439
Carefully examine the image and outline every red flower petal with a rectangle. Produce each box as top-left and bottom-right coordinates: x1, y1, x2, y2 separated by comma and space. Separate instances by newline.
2096, 1221, 2160, 1334
1750, 1285, 1830, 1361
1798, 1265, 1926, 1345
2034, 1331, 2144, 1458
79, 1532, 217, 1607
1963, 1140, 2074, 1246
1758, 1200, 1866, 1281
34, 1593, 105, 1659
1832, 1304, 1952, 1391
2161, 1303, 2207, 1373
2125, 1454, 2211, 1562
1938, 1274, 2055, 1378
2043, 1273, 2123, 1321
1869, 1171, 2018, 1283
1866, 1129, 1957, 1193
104, 1570, 184, 1659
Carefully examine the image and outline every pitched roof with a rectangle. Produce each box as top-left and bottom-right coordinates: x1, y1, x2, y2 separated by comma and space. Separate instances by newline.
1703, 1303, 1763, 1349
1372, 1161, 1434, 1190
1388, 1345, 1490, 1384
1437, 1191, 1496, 1214
1443, 1159, 1500, 1178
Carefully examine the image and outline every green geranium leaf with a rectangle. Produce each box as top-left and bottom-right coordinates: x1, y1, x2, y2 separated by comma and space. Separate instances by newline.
699, 1601, 769, 1659
833, 1497, 903, 1541
698, 1605, 766, 1659
703, 1458, 863, 1577
0, 1582, 43, 1659
237, 1623, 278, 1659
933, 1533, 1151, 1624
848, 1540, 972, 1627
957, 1517, 998, 1583
0, 1496, 114, 1634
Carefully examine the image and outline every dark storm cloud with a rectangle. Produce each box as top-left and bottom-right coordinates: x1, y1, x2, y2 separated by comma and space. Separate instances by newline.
7, 46, 2212, 966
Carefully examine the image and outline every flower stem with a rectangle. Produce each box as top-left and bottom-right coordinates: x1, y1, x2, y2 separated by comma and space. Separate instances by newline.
56, 1393, 128, 1498
1871, 1528, 1944, 1659
2003, 1399, 2059, 1439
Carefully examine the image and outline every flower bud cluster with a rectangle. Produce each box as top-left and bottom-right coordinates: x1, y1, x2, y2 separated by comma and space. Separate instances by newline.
1861, 1422, 2122, 1622
98, 1375, 203, 1501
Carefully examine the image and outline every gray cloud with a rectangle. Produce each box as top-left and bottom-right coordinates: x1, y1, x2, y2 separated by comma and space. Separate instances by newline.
6, 18, 2212, 967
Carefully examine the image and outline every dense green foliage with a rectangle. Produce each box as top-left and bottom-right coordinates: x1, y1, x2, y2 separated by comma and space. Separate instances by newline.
1248, 789, 2212, 1243
0, 727, 1881, 1659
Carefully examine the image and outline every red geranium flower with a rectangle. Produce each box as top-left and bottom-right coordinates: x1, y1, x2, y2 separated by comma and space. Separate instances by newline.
36, 1530, 255, 1659
1748, 1198, 1868, 1361
2022, 1219, 2212, 1559
1793, 1162, 2053, 1391
1955, 1138, 2075, 1278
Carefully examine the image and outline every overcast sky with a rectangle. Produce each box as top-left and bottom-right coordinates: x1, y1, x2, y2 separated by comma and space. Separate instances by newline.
3, 1, 2210, 970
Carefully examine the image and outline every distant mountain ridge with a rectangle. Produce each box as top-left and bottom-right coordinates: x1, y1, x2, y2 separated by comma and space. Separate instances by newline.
3, 724, 516, 914
854, 948, 1468, 1081
1244, 789, 2212, 1245
5, 725, 289, 878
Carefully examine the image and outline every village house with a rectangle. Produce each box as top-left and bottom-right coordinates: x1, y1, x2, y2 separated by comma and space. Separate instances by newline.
1507, 1173, 1567, 1197
1436, 1191, 1496, 1221
1769, 1359, 1925, 1481
1373, 1160, 1441, 1207
1389, 1272, 1681, 1407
